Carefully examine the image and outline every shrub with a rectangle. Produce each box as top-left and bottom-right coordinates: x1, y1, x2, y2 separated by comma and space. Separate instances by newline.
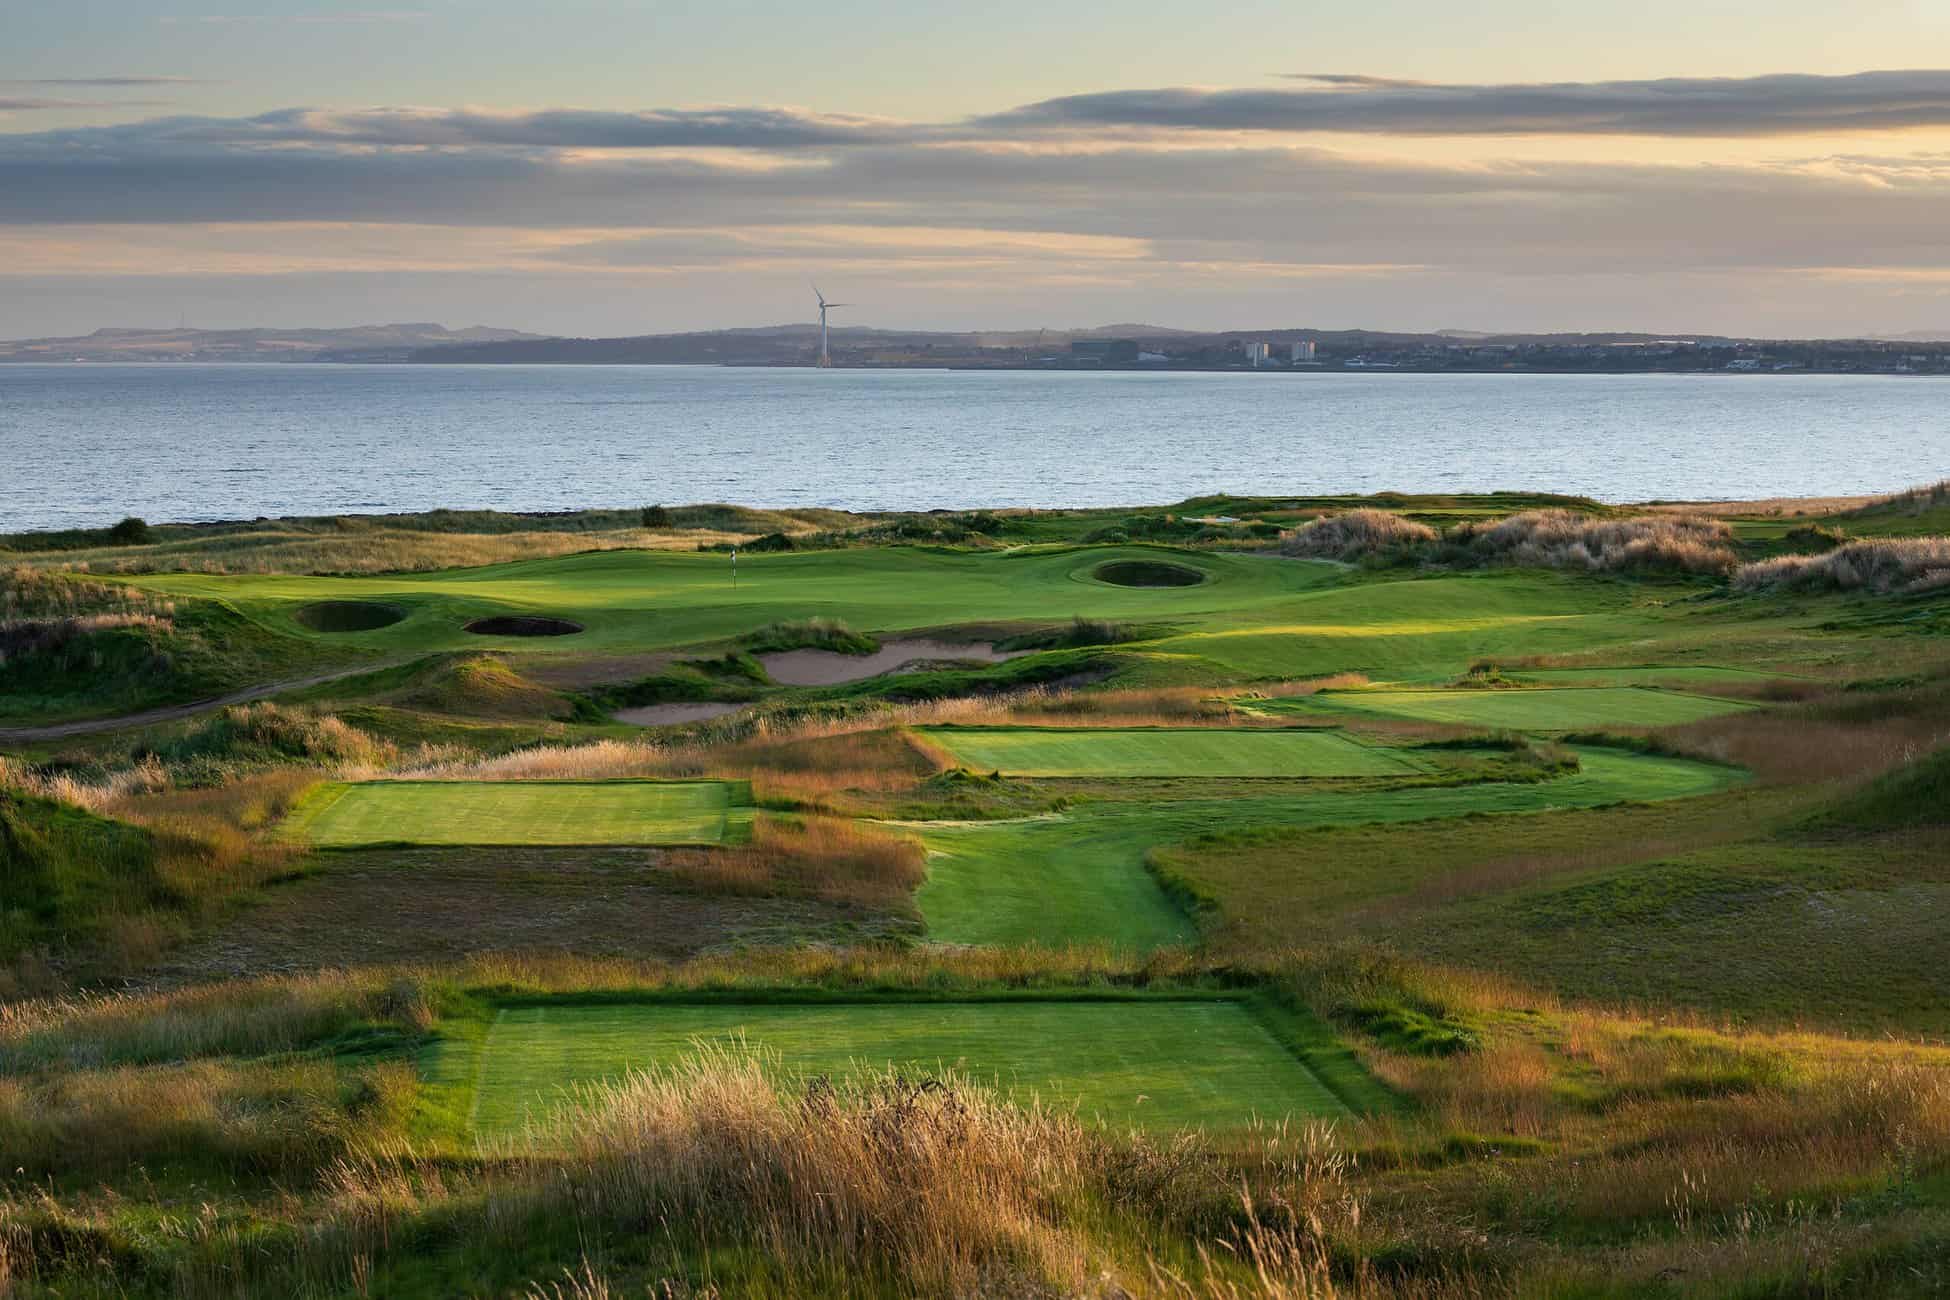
107, 517, 153, 545
998, 616, 1145, 652
150, 703, 393, 782
639, 504, 672, 529
1733, 536, 1950, 595
1279, 509, 1437, 561
743, 532, 797, 552
1453, 509, 1736, 575
742, 618, 879, 656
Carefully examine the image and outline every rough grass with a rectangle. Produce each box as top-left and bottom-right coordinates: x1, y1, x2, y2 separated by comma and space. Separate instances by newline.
1279, 508, 1437, 560
4, 951, 1949, 1298
656, 813, 926, 910
1452, 509, 1738, 574
741, 617, 879, 656
1734, 534, 1950, 594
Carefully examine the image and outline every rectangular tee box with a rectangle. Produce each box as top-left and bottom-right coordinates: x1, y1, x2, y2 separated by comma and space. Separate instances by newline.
281, 779, 753, 846
919, 726, 1420, 778
461, 999, 1359, 1136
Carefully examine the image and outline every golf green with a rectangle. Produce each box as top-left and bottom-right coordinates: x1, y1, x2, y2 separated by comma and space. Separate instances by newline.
465, 1000, 1353, 1135
1273, 685, 1753, 730
281, 779, 750, 846
919, 726, 1419, 778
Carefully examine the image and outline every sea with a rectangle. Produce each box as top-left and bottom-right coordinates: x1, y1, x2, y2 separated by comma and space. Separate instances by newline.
3, 363, 1947, 532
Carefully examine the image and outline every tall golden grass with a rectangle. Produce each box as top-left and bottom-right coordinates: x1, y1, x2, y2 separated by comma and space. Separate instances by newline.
8, 948, 1948, 1296
1279, 509, 1437, 560
659, 815, 926, 909
12, 526, 771, 576
1453, 509, 1737, 574
1734, 534, 1950, 594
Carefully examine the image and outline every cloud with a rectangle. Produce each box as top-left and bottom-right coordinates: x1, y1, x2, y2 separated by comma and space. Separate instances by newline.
987, 69, 1950, 137
4, 115, 1950, 282
0, 97, 175, 111
159, 10, 427, 23
4, 77, 213, 87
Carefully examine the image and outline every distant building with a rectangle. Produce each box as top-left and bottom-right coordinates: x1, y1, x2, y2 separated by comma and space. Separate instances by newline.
1288, 340, 1317, 362
1242, 341, 1270, 366
1070, 338, 1141, 363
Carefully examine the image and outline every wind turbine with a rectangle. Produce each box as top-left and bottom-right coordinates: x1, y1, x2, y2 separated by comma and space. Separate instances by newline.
812, 283, 850, 367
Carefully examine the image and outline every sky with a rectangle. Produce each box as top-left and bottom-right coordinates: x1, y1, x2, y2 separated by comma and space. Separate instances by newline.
7, 0, 1950, 338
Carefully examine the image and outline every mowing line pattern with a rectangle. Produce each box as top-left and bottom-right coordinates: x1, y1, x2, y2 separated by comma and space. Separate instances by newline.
281, 779, 751, 846
919, 726, 1421, 778
466, 999, 1351, 1136
1277, 685, 1754, 730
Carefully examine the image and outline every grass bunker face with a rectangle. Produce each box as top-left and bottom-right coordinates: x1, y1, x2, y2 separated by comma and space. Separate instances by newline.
293, 600, 407, 632
464, 615, 585, 637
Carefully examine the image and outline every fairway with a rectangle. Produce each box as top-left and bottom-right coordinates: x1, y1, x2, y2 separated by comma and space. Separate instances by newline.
920, 726, 1420, 778
281, 779, 750, 846
464, 1000, 1354, 1135
916, 747, 1742, 946
1275, 685, 1753, 730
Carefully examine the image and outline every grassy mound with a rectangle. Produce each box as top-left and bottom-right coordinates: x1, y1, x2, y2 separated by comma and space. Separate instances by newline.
1091, 559, 1204, 588
1809, 744, 1950, 831
743, 617, 879, 656
1735, 535, 1950, 595
1280, 508, 1437, 561
1, 567, 339, 724
292, 600, 406, 632
390, 656, 575, 721
0, 788, 169, 961
151, 702, 392, 782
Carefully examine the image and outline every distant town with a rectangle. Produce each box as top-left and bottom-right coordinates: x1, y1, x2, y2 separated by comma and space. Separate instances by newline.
4, 321, 1950, 375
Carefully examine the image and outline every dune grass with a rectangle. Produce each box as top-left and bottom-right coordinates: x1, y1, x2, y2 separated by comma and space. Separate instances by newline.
280, 778, 751, 847
456, 996, 1361, 1137
1271, 684, 1754, 730
917, 725, 1420, 778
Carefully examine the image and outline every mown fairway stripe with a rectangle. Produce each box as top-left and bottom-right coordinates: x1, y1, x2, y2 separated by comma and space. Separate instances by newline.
284, 779, 734, 846
1284, 686, 1752, 730
921, 727, 1419, 778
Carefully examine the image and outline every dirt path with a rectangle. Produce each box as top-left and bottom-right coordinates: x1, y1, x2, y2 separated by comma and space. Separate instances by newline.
0, 660, 406, 744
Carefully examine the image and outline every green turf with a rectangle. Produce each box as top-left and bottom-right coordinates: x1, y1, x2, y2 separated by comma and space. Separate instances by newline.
119, 543, 1900, 693
914, 747, 1742, 946
1268, 685, 1754, 730
463, 999, 1353, 1136
280, 779, 750, 846
919, 726, 1420, 778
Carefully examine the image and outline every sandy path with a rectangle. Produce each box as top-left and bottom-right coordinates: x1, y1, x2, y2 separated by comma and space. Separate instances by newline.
0, 660, 407, 744
757, 638, 1025, 687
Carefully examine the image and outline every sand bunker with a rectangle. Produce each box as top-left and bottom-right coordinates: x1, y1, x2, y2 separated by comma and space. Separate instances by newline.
759, 638, 1023, 687
464, 616, 584, 638
294, 600, 406, 632
613, 701, 748, 727
1093, 560, 1206, 588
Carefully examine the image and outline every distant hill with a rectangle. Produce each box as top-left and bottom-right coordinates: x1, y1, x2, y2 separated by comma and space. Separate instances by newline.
0, 323, 543, 363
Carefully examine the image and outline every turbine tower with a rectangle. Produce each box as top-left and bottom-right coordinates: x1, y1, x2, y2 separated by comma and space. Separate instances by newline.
812, 284, 849, 367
